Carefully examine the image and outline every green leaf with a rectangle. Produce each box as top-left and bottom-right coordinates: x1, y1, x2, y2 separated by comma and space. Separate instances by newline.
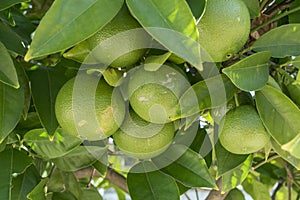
222, 154, 253, 193
223, 51, 271, 91
0, 22, 27, 55
47, 168, 82, 199
215, 142, 248, 176
271, 138, 300, 170
289, 1, 300, 23
186, 0, 206, 20
0, 0, 29, 11
14, 61, 31, 119
27, 178, 48, 200
127, 161, 180, 200
93, 161, 107, 177
241, 0, 260, 18
256, 85, 300, 145
178, 75, 238, 118
29, 66, 69, 135
224, 188, 245, 200
281, 134, 300, 158
24, 0, 124, 61
11, 165, 41, 200
287, 83, 300, 105
0, 79, 24, 142
144, 52, 172, 71
152, 145, 216, 188
81, 187, 103, 200
23, 128, 82, 159
126, 0, 202, 70
0, 148, 33, 200
0, 42, 19, 88
252, 24, 300, 57
242, 175, 271, 200
52, 146, 107, 171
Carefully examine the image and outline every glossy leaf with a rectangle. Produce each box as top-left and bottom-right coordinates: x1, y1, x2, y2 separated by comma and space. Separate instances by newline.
242, 175, 271, 200
0, 148, 33, 200
0, 22, 27, 55
152, 145, 216, 188
24, 0, 124, 61
102, 67, 124, 87
178, 75, 237, 118
127, 161, 180, 200
11, 165, 41, 200
27, 178, 48, 200
256, 85, 300, 145
241, 0, 260, 18
126, 0, 202, 70
93, 161, 107, 177
14, 61, 31, 119
0, 0, 28, 11
222, 154, 253, 193
23, 128, 82, 159
271, 138, 300, 170
0, 42, 19, 88
215, 142, 248, 176
223, 51, 271, 91
47, 168, 82, 199
0, 79, 24, 142
144, 52, 172, 71
252, 24, 300, 57
186, 0, 206, 21
29, 66, 69, 135
52, 146, 107, 171
287, 83, 300, 105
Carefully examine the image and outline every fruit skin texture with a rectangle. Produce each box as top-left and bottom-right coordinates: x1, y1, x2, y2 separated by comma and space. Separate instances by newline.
197, 0, 250, 62
113, 110, 175, 160
219, 105, 270, 154
55, 75, 125, 140
64, 5, 150, 68
128, 64, 190, 124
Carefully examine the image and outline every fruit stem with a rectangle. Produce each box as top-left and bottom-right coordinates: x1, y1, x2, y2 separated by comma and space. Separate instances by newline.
234, 93, 240, 107
251, 6, 300, 32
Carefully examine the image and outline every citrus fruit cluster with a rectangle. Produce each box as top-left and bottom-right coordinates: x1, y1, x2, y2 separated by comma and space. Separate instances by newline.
55, 0, 263, 159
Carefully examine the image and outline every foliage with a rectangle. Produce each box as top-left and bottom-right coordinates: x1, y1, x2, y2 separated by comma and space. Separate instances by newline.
0, 0, 300, 200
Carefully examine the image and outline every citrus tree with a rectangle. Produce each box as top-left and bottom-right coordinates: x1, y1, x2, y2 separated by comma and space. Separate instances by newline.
0, 0, 300, 199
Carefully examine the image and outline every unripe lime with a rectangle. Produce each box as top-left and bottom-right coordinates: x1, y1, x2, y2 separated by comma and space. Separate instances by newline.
113, 110, 175, 160
219, 105, 269, 154
64, 5, 151, 68
55, 74, 125, 140
128, 64, 190, 124
197, 0, 250, 62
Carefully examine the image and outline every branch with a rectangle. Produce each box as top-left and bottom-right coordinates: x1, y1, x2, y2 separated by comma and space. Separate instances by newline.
205, 178, 228, 200
105, 167, 129, 193
74, 166, 129, 193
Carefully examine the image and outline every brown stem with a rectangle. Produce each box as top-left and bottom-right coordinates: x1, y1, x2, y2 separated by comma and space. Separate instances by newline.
105, 167, 129, 193
205, 178, 228, 200
74, 166, 129, 193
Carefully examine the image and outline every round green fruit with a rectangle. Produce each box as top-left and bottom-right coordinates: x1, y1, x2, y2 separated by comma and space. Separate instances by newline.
197, 0, 250, 62
64, 5, 150, 68
113, 110, 175, 160
128, 64, 190, 124
219, 105, 269, 154
55, 74, 125, 140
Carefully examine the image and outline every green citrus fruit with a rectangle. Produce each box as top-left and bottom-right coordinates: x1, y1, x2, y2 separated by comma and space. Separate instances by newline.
64, 5, 151, 68
197, 0, 250, 62
128, 64, 190, 124
113, 110, 175, 159
219, 105, 270, 154
55, 74, 125, 140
